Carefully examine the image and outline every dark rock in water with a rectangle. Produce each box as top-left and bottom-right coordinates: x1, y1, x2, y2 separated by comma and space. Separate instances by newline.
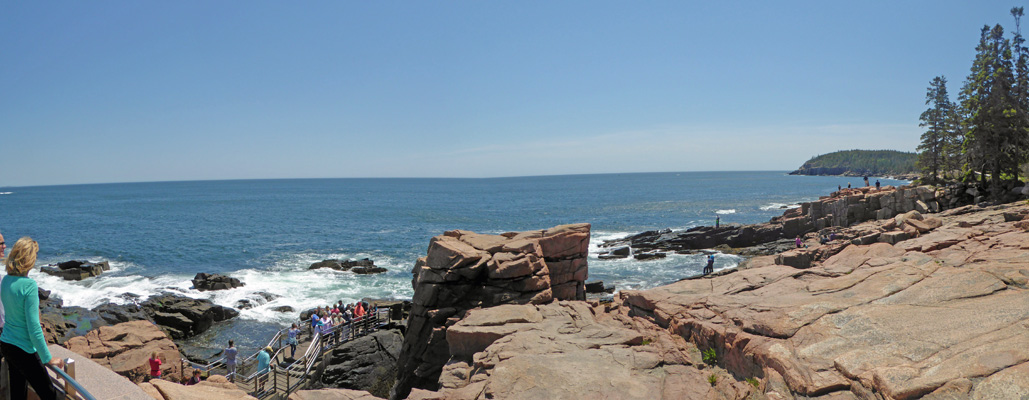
40, 297, 109, 344
272, 305, 295, 313
351, 266, 388, 274
93, 302, 148, 325
38, 288, 51, 300
234, 291, 280, 309
301, 307, 319, 322
311, 328, 403, 397
141, 293, 239, 339
191, 272, 244, 291
634, 252, 666, 260
41, 260, 109, 281
309, 259, 343, 270
599, 246, 631, 259
310, 258, 380, 272
585, 281, 615, 294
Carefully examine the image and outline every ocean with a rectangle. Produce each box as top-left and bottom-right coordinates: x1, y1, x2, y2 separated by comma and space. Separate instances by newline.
0, 171, 906, 354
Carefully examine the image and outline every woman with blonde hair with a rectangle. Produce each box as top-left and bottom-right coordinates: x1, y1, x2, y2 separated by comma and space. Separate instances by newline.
1, 237, 61, 400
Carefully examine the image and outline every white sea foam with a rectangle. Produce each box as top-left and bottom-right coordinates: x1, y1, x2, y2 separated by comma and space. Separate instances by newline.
760, 203, 801, 211
33, 253, 413, 326
715, 209, 736, 215
0, 192, 12, 195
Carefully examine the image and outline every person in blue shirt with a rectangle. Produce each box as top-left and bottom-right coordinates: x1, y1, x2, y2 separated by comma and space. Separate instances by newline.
287, 323, 300, 358
1, 237, 63, 400
256, 346, 272, 391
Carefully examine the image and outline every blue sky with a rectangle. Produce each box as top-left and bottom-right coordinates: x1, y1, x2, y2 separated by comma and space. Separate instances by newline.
0, 1, 1016, 186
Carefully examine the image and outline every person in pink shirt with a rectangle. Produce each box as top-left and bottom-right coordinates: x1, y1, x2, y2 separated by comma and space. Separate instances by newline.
148, 351, 162, 381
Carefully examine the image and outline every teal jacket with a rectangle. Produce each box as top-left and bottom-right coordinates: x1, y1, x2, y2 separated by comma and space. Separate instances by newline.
0, 275, 52, 363
257, 350, 270, 374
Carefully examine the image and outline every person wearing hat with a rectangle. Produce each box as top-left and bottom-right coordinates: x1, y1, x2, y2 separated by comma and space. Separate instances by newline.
256, 346, 272, 391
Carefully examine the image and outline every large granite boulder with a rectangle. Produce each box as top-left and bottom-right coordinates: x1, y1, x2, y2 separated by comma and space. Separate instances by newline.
393, 223, 590, 399
141, 293, 239, 339
192, 273, 244, 291
312, 329, 403, 398
406, 302, 757, 400
290, 389, 383, 400
141, 375, 257, 400
65, 320, 183, 383
41, 260, 110, 281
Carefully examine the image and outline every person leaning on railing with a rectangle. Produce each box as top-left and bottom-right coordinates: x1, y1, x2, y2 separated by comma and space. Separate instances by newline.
1, 237, 64, 400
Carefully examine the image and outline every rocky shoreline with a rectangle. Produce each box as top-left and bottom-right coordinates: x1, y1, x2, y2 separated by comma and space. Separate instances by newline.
33, 184, 1029, 399
789, 169, 920, 181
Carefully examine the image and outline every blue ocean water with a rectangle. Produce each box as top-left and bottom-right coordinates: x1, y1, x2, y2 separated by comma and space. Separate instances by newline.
0, 172, 905, 350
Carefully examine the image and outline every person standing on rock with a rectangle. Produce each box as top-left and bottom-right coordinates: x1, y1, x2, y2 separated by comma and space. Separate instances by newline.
148, 351, 162, 381
876, 180, 881, 190
864, 176, 870, 187
705, 254, 715, 275
1, 237, 62, 400
224, 340, 238, 381
715, 216, 720, 228
795, 236, 803, 248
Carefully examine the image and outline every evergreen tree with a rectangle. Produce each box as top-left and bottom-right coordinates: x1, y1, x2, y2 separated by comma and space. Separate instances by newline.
917, 76, 955, 182
959, 24, 1028, 196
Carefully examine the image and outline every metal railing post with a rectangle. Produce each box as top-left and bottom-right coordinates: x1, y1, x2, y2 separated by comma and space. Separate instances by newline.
64, 358, 76, 398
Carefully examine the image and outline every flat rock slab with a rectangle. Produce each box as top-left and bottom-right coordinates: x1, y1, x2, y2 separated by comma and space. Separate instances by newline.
620, 202, 1029, 399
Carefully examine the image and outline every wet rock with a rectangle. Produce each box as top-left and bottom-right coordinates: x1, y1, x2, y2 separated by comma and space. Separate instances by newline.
94, 301, 148, 325
192, 272, 244, 291
310, 258, 379, 271
352, 266, 388, 274
41, 260, 109, 281
141, 293, 239, 339
633, 252, 666, 260
234, 291, 280, 309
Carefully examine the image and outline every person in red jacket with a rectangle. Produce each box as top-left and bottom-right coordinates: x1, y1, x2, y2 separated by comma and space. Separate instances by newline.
148, 352, 162, 381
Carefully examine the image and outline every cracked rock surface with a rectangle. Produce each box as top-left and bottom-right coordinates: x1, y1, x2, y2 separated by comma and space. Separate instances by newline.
622, 202, 1029, 399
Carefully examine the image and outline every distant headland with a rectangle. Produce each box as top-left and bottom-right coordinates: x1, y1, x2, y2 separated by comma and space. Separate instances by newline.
789, 149, 918, 180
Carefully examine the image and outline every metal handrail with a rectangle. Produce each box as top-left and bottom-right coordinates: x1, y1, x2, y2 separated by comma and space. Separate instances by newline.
46, 359, 97, 400
178, 306, 389, 398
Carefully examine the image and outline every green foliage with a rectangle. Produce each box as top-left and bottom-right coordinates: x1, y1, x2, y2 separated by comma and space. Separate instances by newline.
641, 338, 652, 345
918, 76, 959, 182
955, 20, 1029, 195
746, 377, 760, 388
702, 348, 718, 365
795, 150, 918, 176
708, 374, 718, 386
